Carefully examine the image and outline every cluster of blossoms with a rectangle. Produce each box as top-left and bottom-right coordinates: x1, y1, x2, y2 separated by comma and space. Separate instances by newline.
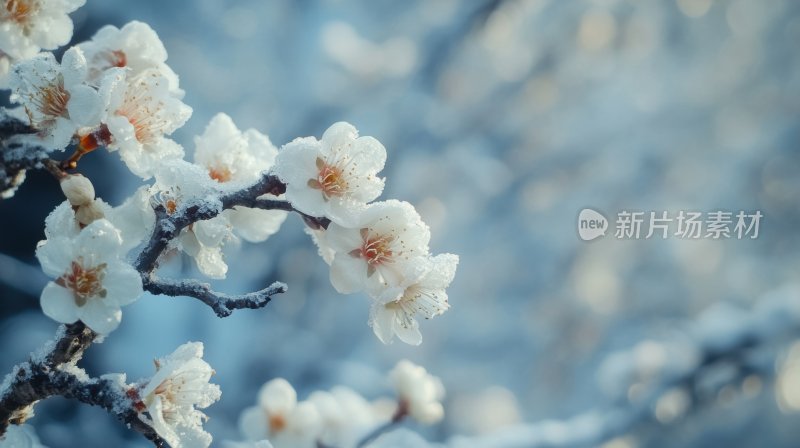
9, 20, 189, 177
233, 360, 444, 448
135, 342, 222, 448
0, 2, 457, 447
0, 0, 85, 87
274, 123, 459, 345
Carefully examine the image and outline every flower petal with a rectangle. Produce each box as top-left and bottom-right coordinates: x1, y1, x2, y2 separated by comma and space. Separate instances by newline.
329, 253, 368, 294
40, 282, 80, 324
35, 237, 74, 278
67, 84, 102, 127
78, 298, 121, 334
102, 262, 143, 306
369, 302, 396, 344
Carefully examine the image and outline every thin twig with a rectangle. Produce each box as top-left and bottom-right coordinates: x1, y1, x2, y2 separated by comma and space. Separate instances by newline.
134, 174, 286, 274
142, 276, 287, 318
355, 402, 408, 448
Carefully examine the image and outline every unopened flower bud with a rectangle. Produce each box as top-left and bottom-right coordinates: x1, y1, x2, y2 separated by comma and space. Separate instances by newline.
60, 175, 95, 206
75, 201, 105, 226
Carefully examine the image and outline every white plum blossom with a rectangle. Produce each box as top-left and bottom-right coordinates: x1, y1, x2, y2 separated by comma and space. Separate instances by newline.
0, 424, 46, 448
325, 200, 431, 297
178, 216, 236, 279
103, 185, 156, 254
99, 68, 191, 178
9, 47, 102, 149
389, 360, 445, 425
305, 227, 335, 265
194, 113, 287, 243
151, 159, 236, 279
0, 0, 85, 63
35, 219, 142, 334
77, 20, 181, 93
139, 342, 221, 448
370, 253, 458, 345
273, 121, 386, 226
239, 378, 322, 448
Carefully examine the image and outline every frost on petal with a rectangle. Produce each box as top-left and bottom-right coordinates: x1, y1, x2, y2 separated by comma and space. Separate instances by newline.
104, 186, 156, 254
8, 50, 93, 150
65, 84, 102, 127
325, 200, 432, 295
367, 254, 456, 345
226, 207, 287, 243
104, 70, 191, 178
274, 123, 387, 225
195, 246, 228, 279
78, 21, 178, 91
73, 219, 123, 262
139, 342, 221, 448
60, 46, 87, 87
0, 0, 84, 58
35, 236, 74, 278
194, 113, 277, 187
305, 227, 335, 265
36, 219, 141, 334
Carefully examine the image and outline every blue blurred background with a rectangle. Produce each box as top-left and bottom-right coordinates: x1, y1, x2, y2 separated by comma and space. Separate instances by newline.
1, 0, 800, 446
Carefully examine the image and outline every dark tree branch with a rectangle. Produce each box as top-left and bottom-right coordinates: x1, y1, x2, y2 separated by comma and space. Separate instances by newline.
143, 276, 287, 318
0, 323, 96, 433
1, 362, 166, 446
0, 110, 49, 198
0, 152, 329, 445
134, 174, 286, 274
241, 198, 331, 230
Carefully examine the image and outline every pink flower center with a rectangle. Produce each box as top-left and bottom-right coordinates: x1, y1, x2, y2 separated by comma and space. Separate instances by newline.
4, 0, 37, 24
56, 259, 107, 306
307, 157, 348, 200
268, 413, 287, 432
29, 74, 70, 124
209, 166, 232, 183
350, 228, 396, 277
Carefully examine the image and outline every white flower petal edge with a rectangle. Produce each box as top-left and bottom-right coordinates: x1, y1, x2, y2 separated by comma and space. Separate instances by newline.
273, 121, 386, 226
139, 342, 221, 448
326, 200, 431, 296
0, 0, 85, 59
100, 68, 191, 178
389, 360, 445, 425
194, 113, 287, 243
9, 47, 101, 150
77, 20, 181, 93
35, 219, 142, 335
369, 253, 458, 345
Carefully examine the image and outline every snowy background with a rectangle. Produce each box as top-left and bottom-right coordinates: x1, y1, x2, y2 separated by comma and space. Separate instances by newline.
2, 0, 800, 446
